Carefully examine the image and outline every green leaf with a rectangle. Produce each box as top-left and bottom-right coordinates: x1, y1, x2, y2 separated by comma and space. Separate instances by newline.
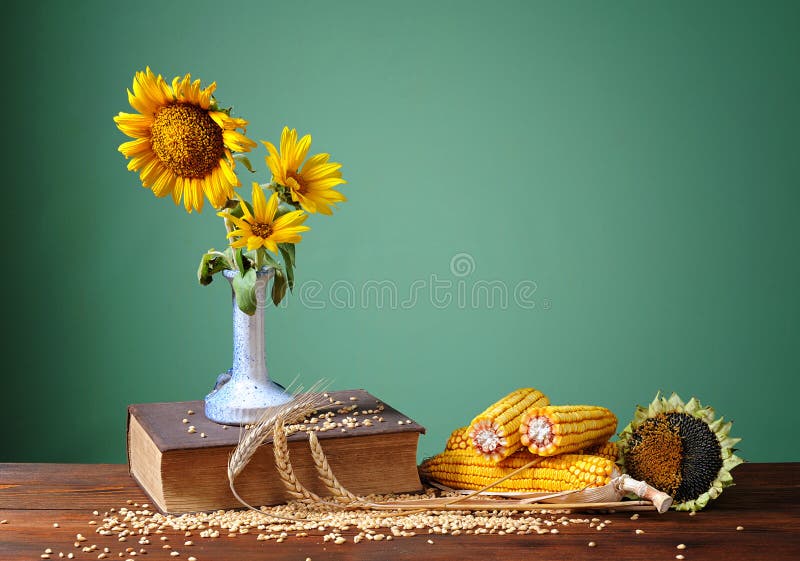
284, 262, 295, 292
224, 247, 236, 270
233, 154, 256, 173
278, 243, 296, 291
234, 247, 248, 273
197, 250, 231, 286
229, 200, 254, 219
256, 248, 281, 271
278, 243, 295, 267
271, 268, 288, 306
275, 200, 300, 218
232, 268, 258, 315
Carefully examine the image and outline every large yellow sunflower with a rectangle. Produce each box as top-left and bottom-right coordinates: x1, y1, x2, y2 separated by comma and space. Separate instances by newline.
219, 183, 310, 253
263, 127, 347, 215
114, 67, 257, 213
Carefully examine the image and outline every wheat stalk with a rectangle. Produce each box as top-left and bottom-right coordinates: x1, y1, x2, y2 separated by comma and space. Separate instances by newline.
359, 498, 654, 511
227, 381, 329, 519
272, 412, 322, 502
307, 431, 359, 504
227, 382, 327, 482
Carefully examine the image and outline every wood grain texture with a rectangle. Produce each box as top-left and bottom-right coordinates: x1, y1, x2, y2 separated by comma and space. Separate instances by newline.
1, 463, 799, 561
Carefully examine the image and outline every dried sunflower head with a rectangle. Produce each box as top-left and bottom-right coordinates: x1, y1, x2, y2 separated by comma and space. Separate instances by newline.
619, 392, 743, 511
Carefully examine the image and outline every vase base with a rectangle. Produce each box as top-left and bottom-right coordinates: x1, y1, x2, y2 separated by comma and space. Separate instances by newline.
204, 376, 292, 425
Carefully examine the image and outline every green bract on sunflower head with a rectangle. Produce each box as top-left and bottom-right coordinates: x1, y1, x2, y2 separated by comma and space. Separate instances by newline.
618, 392, 743, 511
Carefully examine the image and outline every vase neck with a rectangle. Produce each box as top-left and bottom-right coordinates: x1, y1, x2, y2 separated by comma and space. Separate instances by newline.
226, 269, 274, 384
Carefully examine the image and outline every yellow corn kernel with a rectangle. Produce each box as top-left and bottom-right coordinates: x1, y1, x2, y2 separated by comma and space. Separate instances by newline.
519, 405, 617, 456
582, 440, 619, 462
445, 426, 471, 451
468, 388, 549, 463
420, 449, 616, 492
419, 450, 534, 492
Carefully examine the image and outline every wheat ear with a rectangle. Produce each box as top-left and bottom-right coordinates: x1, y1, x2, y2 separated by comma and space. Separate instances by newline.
227, 381, 328, 520
228, 382, 327, 482
307, 431, 360, 504
272, 413, 322, 502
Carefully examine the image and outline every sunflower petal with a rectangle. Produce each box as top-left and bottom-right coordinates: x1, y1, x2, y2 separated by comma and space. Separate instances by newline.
265, 191, 280, 223
118, 137, 152, 157
151, 171, 175, 198
114, 112, 153, 137
301, 160, 343, 181
246, 236, 264, 251
251, 183, 268, 220
292, 133, 312, 170
272, 209, 308, 229
264, 239, 279, 254
223, 130, 257, 152
172, 176, 184, 206
219, 159, 239, 188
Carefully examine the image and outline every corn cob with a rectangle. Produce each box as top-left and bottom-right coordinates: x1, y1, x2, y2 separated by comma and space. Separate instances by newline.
582, 440, 619, 463
519, 405, 617, 456
445, 426, 471, 452
420, 449, 616, 492
468, 388, 549, 463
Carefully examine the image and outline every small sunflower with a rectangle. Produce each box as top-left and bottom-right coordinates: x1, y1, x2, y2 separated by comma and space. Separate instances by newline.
114, 67, 257, 213
619, 392, 743, 511
263, 127, 347, 215
219, 183, 310, 253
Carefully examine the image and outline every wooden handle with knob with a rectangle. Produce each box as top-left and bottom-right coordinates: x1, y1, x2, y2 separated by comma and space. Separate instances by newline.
616, 474, 673, 513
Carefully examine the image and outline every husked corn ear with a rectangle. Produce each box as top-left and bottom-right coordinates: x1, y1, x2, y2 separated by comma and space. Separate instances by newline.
520, 405, 617, 456
420, 450, 616, 492
526, 453, 616, 490
582, 440, 619, 463
419, 450, 538, 492
468, 388, 549, 463
445, 426, 471, 451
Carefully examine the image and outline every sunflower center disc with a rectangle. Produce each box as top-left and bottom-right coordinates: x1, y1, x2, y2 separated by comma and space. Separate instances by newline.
250, 222, 273, 239
625, 414, 684, 496
151, 103, 224, 178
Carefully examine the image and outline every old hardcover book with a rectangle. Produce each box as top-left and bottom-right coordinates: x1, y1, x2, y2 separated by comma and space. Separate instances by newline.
127, 389, 425, 513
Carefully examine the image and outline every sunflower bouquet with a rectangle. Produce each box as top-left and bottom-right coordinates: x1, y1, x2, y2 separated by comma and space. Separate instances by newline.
113, 68, 346, 313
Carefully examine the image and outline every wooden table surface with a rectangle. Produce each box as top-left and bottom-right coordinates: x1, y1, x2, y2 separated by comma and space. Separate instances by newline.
1, 462, 798, 561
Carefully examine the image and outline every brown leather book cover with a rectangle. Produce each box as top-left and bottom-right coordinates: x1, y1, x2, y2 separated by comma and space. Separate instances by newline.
127, 389, 426, 513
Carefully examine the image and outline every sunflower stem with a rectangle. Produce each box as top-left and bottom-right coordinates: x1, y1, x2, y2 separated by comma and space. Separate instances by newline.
222, 216, 236, 270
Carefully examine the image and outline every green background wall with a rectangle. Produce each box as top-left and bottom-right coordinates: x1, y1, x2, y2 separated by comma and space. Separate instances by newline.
1, 1, 798, 464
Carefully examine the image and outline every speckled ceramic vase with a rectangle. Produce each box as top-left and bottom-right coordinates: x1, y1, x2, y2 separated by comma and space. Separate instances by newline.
204, 268, 292, 425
